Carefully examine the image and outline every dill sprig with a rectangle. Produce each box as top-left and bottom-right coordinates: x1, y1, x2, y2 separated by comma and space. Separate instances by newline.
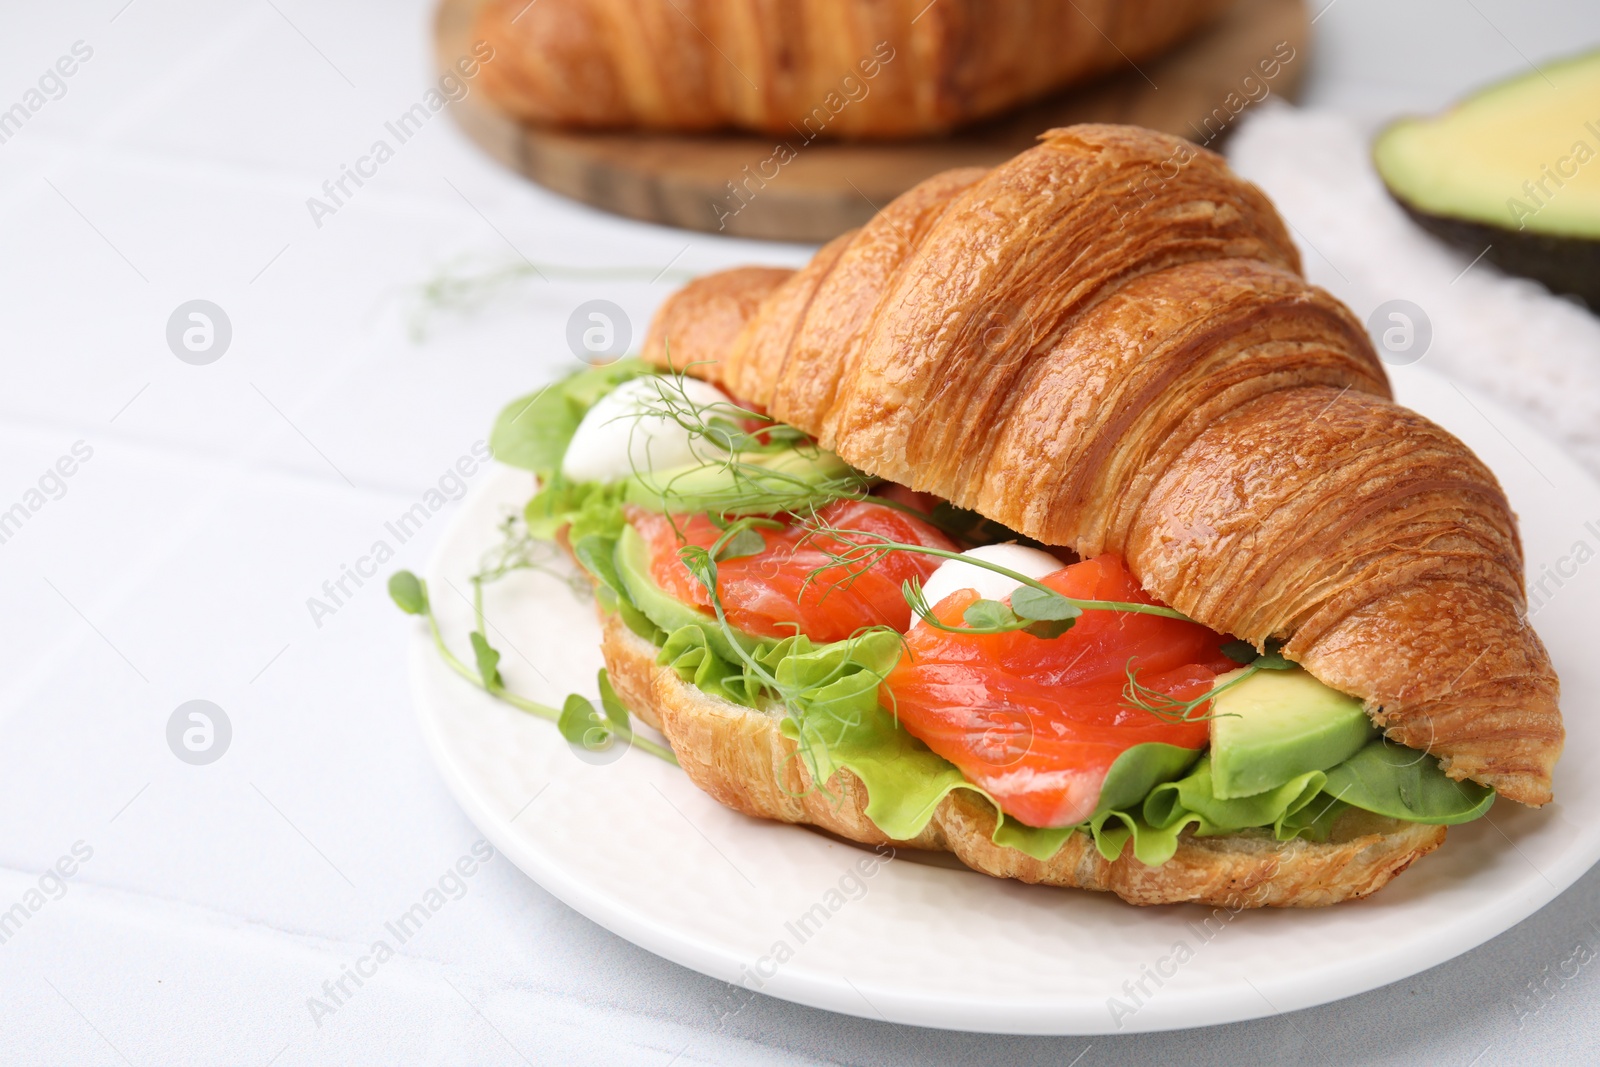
387, 506, 686, 764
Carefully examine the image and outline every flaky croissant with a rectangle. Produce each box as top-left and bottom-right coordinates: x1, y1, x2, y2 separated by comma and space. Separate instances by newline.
642, 124, 1563, 807
473, 0, 1230, 138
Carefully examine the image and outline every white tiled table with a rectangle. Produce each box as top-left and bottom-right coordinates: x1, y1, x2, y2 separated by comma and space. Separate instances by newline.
2, 2, 1597, 1063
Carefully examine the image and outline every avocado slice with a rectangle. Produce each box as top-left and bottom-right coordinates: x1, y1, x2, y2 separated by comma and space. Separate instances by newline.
1209, 667, 1375, 799
1373, 48, 1600, 305
614, 522, 761, 664
624, 447, 862, 516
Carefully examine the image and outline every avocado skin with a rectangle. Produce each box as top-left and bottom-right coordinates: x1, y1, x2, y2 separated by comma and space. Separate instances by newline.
1394, 198, 1599, 308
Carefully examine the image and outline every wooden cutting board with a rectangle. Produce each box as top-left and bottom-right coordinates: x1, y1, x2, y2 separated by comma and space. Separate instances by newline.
437, 0, 1308, 242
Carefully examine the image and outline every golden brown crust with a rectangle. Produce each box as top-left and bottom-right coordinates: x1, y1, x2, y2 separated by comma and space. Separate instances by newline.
1130, 387, 1561, 803
730, 167, 988, 424
602, 612, 1449, 907
640, 267, 793, 378
642, 123, 1563, 805
473, 0, 1232, 138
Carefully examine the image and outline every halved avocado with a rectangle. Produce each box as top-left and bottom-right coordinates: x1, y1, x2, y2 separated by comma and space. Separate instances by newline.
1373, 48, 1600, 305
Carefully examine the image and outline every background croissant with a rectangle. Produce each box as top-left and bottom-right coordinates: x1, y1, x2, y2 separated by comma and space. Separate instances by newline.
641, 124, 1564, 807
474, 0, 1231, 137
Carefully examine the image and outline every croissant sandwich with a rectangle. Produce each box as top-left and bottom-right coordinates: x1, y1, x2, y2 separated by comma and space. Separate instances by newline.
470, 124, 1562, 909
472, 0, 1231, 138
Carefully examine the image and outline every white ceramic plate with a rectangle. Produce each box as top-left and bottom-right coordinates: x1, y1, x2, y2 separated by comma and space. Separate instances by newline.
411, 363, 1600, 1035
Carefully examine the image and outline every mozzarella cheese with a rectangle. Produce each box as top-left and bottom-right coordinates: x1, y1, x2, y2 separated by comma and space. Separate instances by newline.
560, 376, 734, 483
919, 543, 1067, 609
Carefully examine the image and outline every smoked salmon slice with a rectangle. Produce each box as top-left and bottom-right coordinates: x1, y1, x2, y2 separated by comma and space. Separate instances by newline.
629, 499, 956, 643
882, 554, 1235, 828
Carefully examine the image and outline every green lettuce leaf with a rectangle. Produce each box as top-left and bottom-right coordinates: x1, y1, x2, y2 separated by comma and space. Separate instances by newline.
1322, 738, 1496, 824
646, 617, 979, 841
1145, 756, 1327, 835
1080, 757, 1337, 868
534, 486, 629, 599
1096, 742, 1205, 812
572, 533, 624, 598
525, 480, 626, 541
1279, 795, 1352, 840
1082, 813, 1187, 868
659, 625, 756, 705
1077, 743, 1207, 866
781, 672, 974, 842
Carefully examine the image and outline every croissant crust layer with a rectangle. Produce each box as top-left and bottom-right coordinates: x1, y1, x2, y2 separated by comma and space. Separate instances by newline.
641, 124, 1562, 806
474, 0, 1231, 138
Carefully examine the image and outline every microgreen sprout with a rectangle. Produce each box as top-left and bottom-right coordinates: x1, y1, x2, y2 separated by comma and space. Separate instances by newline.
476, 512, 591, 600
900, 576, 1080, 639
387, 567, 677, 764
707, 516, 783, 561
558, 670, 635, 754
